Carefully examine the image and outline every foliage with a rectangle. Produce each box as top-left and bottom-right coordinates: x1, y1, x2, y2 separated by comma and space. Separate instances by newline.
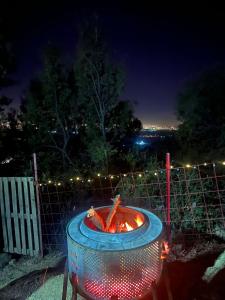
176, 66, 225, 162
117, 166, 225, 236
75, 19, 141, 174
21, 46, 79, 176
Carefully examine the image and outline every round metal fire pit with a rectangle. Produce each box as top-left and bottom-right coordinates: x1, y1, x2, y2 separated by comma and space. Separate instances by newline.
67, 206, 163, 300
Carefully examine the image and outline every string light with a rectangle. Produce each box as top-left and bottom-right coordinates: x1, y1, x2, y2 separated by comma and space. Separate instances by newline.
38, 161, 225, 185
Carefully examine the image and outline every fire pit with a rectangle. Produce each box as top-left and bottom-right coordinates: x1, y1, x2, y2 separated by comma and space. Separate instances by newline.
67, 200, 163, 300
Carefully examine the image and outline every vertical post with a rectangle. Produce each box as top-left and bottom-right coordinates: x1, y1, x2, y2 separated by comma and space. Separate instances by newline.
33, 153, 43, 257
166, 153, 171, 240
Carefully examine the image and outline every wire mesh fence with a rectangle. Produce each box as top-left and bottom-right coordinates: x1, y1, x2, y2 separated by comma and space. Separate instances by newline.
39, 163, 225, 252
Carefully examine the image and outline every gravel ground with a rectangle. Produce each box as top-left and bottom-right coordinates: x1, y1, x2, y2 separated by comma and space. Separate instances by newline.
28, 274, 85, 300
0, 251, 64, 289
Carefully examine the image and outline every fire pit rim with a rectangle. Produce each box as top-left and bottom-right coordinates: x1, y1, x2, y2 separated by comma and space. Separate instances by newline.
67, 206, 163, 251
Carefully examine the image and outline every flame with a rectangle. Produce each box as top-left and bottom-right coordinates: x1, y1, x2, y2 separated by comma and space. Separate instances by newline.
125, 222, 133, 231
161, 241, 170, 260
135, 215, 143, 227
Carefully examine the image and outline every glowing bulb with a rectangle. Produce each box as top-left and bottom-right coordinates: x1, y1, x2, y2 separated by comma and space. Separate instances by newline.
170, 165, 173, 169
138, 174, 142, 177
70, 178, 73, 181
57, 182, 61, 186
222, 161, 225, 165
154, 172, 158, 176
48, 180, 52, 184
123, 174, 127, 177
39, 183, 42, 186
110, 175, 114, 179
97, 173, 101, 177
186, 164, 191, 168
76, 177, 80, 181
204, 162, 207, 166
87, 179, 91, 182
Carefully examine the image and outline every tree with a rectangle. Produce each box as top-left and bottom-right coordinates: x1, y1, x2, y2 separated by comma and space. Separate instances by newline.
176, 66, 225, 162
75, 19, 140, 173
22, 46, 79, 176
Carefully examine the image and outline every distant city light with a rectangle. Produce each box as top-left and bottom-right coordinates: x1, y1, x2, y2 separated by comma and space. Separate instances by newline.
186, 164, 191, 168
97, 173, 101, 177
138, 174, 142, 177
136, 140, 146, 145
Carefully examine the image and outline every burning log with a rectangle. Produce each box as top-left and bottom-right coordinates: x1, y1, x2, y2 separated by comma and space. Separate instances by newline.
105, 194, 121, 232
87, 206, 105, 231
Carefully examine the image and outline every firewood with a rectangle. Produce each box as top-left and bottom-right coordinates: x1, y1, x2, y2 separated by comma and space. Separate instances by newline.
105, 195, 121, 232
87, 207, 105, 231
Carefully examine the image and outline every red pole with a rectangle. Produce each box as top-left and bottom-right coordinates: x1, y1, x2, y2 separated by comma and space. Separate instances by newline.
166, 153, 171, 228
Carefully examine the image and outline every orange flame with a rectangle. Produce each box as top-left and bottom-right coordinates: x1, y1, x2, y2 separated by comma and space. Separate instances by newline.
125, 222, 133, 231
135, 215, 143, 227
161, 241, 169, 260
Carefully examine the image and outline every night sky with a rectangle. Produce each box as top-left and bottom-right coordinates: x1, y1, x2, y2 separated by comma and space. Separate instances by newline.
2, 2, 225, 127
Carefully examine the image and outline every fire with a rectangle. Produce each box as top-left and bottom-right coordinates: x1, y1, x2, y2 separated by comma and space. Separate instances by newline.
135, 215, 143, 227
160, 241, 170, 260
124, 222, 133, 231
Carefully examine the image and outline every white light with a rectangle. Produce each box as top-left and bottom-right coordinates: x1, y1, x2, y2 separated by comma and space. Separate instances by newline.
97, 173, 101, 177
186, 164, 191, 168
76, 177, 80, 181
138, 174, 142, 177
57, 182, 61, 186
123, 174, 127, 177
48, 180, 52, 184
154, 172, 158, 176
87, 179, 91, 182
222, 161, 225, 165
110, 176, 114, 179
204, 162, 207, 166
70, 178, 73, 181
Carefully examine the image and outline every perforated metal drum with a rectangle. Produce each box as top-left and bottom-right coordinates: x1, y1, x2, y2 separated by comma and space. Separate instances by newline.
67, 206, 163, 300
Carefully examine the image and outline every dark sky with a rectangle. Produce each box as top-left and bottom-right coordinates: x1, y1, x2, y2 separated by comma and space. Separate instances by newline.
2, 2, 225, 126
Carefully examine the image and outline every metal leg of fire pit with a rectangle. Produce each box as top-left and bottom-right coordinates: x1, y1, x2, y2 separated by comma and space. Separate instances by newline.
151, 281, 158, 300
71, 285, 77, 300
62, 259, 68, 300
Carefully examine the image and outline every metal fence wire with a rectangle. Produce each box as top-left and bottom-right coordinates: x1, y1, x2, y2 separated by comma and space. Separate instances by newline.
39, 163, 225, 252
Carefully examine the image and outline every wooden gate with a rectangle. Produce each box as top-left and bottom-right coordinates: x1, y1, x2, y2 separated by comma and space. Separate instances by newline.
0, 177, 41, 256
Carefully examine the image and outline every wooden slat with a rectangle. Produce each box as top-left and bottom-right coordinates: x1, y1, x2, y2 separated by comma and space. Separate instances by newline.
10, 178, 21, 254
28, 177, 40, 255
0, 178, 9, 252
3, 178, 13, 252
16, 177, 27, 255
22, 177, 33, 256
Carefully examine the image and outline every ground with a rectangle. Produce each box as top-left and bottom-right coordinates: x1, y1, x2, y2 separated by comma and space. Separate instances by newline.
0, 239, 225, 299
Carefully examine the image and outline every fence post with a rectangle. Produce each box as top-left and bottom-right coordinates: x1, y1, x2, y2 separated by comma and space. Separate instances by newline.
33, 153, 43, 257
166, 153, 171, 241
